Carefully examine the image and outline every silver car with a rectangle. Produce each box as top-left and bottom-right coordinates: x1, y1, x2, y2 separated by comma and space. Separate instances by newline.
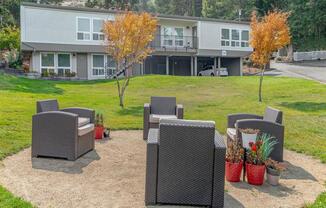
198, 66, 228, 76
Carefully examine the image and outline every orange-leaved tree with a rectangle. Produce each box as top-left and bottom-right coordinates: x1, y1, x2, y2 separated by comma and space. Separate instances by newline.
103, 12, 157, 108
250, 11, 291, 102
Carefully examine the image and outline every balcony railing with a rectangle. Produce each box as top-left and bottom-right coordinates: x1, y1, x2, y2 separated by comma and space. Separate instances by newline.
149, 35, 198, 51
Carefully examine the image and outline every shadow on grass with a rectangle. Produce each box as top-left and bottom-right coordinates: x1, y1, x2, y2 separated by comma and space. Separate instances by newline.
280, 102, 326, 112
32, 150, 100, 174
117, 106, 143, 116
0, 74, 64, 94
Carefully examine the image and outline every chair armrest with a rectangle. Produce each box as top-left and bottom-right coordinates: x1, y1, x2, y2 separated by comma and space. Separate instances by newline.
176, 104, 184, 119
143, 103, 151, 139
227, 113, 263, 128
61, 107, 95, 123
147, 128, 159, 144
214, 131, 226, 150
145, 128, 158, 205
32, 111, 78, 159
212, 131, 226, 208
144, 103, 151, 115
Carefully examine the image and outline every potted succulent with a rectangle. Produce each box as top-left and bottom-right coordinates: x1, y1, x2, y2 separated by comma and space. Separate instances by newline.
225, 140, 244, 182
240, 128, 260, 149
265, 158, 286, 186
246, 133, 277, 185
95, 113, 104, 140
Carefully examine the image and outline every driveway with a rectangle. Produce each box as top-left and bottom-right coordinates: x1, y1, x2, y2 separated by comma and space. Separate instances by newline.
269, 61, 326, 83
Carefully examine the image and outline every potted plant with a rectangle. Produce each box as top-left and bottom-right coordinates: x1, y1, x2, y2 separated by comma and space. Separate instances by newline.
246, 133, 277, 185
225, 140, 244, 182
240, 128, 260, 148
265, 158, 286, 186
95, 113, 104, 140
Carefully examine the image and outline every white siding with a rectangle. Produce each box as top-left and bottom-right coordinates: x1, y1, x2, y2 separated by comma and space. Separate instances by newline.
21, 5, 114, 45
198, 21, 252, 51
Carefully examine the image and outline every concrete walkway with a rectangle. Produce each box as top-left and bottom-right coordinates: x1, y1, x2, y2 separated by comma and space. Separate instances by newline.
269, 61, 326, 83
0, 131, 325, 208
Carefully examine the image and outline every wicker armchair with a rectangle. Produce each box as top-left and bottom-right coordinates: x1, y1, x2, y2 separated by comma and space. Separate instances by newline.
143, 96, 183, 140
32, 99, 95, 161
145, 119, 226, 208
227, 107, 284, 161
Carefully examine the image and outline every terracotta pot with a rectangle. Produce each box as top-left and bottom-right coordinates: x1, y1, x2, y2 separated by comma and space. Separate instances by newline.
246, 162, 265, 185
266, 167, 281, 186
225, 160, 243, 182
95, 126, 104, 140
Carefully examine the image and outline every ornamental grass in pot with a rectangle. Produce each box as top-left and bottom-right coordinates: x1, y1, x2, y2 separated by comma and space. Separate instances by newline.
240, 128, 260, 149
246, 133, 277, 185
265, 158, 286, 186
225, 140, 244, 182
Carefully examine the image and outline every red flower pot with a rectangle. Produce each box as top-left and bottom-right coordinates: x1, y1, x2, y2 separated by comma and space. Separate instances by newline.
246, 162, 265, 185
95, 126, 104, 140
225, 160, 243, 182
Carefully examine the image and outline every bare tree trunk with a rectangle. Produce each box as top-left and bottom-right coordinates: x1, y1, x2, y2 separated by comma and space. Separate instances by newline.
116, 75, 130, 108
258, 64, 266, 102
116, 77, 123, 107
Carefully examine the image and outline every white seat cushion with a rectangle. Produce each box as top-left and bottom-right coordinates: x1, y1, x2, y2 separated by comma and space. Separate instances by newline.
78, 117, 90, 127
149, 114, 177, 124
227, 128, 236, 140
78, 123, 94, 136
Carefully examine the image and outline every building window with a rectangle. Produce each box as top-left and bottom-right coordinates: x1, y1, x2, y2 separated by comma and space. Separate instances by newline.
93, 19, 105, 41
231, 29, 240, 47
106, 56, 116, 76
162, 27, 184, 47
92, 55, 105, 76
221, 28, 230, 46
241, 30, 249, 47
163, 27, 173, 46
175, 28, 184, 46
57, 54, 71, 77
77, 17, 91, 40
41, 53, 55, 74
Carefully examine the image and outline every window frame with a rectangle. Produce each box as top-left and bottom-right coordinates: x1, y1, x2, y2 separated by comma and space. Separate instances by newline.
92, 54, 106, 76
76, 17, 91, 41
57, 53, 72, 77
231, 29, 240, 47
92, 18, 105, 41
241, 30, 249, 47
40, 52, 55, 74
106, 55, 117, 76
162, 27, 185, 47
221, 28, 250, 48
221, 28, 230, 47
174, 27, 184, 47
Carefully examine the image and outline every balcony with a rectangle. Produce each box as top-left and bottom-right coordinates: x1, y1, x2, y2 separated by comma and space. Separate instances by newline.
149, 35, 198, 53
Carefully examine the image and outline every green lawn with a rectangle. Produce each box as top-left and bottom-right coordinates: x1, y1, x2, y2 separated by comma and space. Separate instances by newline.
0, 186, 34, 208
0, 73, 325, 207
307, 192, 326, 208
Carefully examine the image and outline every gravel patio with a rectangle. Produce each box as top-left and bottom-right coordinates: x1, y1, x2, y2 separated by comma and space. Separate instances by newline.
0, 130, 325, 208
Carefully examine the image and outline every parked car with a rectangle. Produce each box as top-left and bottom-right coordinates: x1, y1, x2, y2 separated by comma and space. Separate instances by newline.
198, 66, 228, 76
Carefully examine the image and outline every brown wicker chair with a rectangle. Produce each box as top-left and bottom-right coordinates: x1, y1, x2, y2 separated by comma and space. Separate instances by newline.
227, 107, 284, 161
143, 96, 183, 140
32, 99, 95, 161
145, 119, 226, 208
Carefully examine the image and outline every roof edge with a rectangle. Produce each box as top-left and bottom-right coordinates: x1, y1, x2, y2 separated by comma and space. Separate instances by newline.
21, 2, 250, 25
